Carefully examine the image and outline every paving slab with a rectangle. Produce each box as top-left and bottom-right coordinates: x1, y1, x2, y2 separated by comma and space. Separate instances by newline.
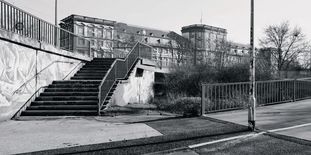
0, 117, 162, 154
16, 117, 249, 154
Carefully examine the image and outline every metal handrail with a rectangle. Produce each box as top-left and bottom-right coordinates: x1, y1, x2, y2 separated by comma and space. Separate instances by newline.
12, 61, 79, 95
11, 86, 47, 119
62, 62, 85, 80
98, 42, 154, 115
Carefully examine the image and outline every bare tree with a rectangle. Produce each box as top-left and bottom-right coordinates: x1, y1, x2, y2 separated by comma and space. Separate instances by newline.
167, 31, 193, 65
259, 21, 310, 77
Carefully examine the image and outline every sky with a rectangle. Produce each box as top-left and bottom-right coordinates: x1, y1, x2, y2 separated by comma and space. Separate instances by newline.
5, 0, 311, 45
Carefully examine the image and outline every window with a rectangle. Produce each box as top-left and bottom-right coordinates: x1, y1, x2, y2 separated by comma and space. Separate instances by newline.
87, 27, 95, 37
91, 40, 95, 46
77, 25, 84, 35
135, 68, 144, 77
99, 41, 104, 47
157, 39, 161, 44
106, 30, 112, 39
78, 38, 85, 45
197, 32, 202, 39
97, 29, 103, 38
190, 32, 195, 38
150, 33, 153, 36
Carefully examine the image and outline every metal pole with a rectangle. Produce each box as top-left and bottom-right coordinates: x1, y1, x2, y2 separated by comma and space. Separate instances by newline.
54, 0, 59, 47
55, 0, 57, 26
248, 0, 256, 131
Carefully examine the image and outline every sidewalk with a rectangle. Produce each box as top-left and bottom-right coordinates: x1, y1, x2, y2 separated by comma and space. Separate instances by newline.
20, 117, 249, 155
0, 117, 163, 154
0, 113, 249, 154
0, 109, 178, 155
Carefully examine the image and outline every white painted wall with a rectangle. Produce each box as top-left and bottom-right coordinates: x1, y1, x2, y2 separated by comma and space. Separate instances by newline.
0, 30, 90, 121
110, 62, 155, 106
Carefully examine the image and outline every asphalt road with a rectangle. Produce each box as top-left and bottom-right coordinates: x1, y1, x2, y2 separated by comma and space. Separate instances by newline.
208, 99, 311, 141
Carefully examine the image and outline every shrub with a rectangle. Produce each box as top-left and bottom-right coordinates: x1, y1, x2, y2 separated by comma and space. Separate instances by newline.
172, 97, 201, 117
153, 97, 201, 117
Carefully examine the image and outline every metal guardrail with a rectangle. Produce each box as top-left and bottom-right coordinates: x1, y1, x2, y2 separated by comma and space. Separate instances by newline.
0, 0, 91, 55
201, 79, 311, 114
98, 42, 153, 115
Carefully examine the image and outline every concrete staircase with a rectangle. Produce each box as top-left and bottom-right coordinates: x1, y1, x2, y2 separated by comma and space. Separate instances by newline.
20, 58, 116, 116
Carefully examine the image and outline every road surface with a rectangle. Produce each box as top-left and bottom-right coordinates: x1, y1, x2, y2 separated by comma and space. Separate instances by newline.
208, 99, 311, 141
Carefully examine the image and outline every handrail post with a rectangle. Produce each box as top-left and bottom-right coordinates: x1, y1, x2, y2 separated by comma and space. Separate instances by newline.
138, 43, 141, 57
98, 96, 101, 116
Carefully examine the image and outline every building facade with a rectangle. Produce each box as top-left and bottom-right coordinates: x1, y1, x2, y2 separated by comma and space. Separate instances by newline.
181, 24, 250, 66
60, 15, 184, 68
60, 15, 252, 68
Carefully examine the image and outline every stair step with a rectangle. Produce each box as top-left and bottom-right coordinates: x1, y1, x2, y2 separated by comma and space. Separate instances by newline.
81, 67, 111, 70
79, 68, 110, 71
21, 110, 98, 116
86, 62, 113, 65
77, 70, 108, 73
32, 101, 98, 105
27, 105, 97, 110
83, 64, 112, 67
92, 58, 115, 61
71, 77, 103, 80
73, 74, 106, 78
35, 96, 98, 101
40, 92, 98, 96
48, 84, 99, 88
52, 80, 101, 85
18, 58, 120, 117
74, 72, 107, 76
44, 88, 98, 92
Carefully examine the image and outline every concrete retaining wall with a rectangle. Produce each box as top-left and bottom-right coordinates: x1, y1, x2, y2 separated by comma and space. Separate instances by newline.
110, 61, 155, 106
0, 30, 90, 121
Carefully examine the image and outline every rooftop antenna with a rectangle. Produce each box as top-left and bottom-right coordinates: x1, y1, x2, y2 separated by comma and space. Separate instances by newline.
200, 11, 203, 24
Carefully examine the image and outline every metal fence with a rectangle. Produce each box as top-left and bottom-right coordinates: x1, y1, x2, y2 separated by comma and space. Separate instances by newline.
201, 79, 311, 114
98, 42, 153, 115
0, 0, 90, 55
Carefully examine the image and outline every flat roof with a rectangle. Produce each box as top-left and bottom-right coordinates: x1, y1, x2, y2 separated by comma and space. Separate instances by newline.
182, 24, 227, 33
61, 14, 116, 26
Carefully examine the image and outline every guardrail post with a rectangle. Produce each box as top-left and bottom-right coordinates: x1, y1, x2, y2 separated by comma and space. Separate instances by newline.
201, 84, 206, 116
293, 79, 296, 102
38, 20, 41, 42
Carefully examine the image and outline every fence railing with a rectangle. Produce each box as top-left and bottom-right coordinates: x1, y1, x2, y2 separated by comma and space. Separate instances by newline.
201, 79, 311, 114
0, 0, 91, 56
98, 42, 153, 115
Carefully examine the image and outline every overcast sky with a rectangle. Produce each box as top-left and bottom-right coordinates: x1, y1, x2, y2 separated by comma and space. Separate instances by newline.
5, 0, 311, 45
